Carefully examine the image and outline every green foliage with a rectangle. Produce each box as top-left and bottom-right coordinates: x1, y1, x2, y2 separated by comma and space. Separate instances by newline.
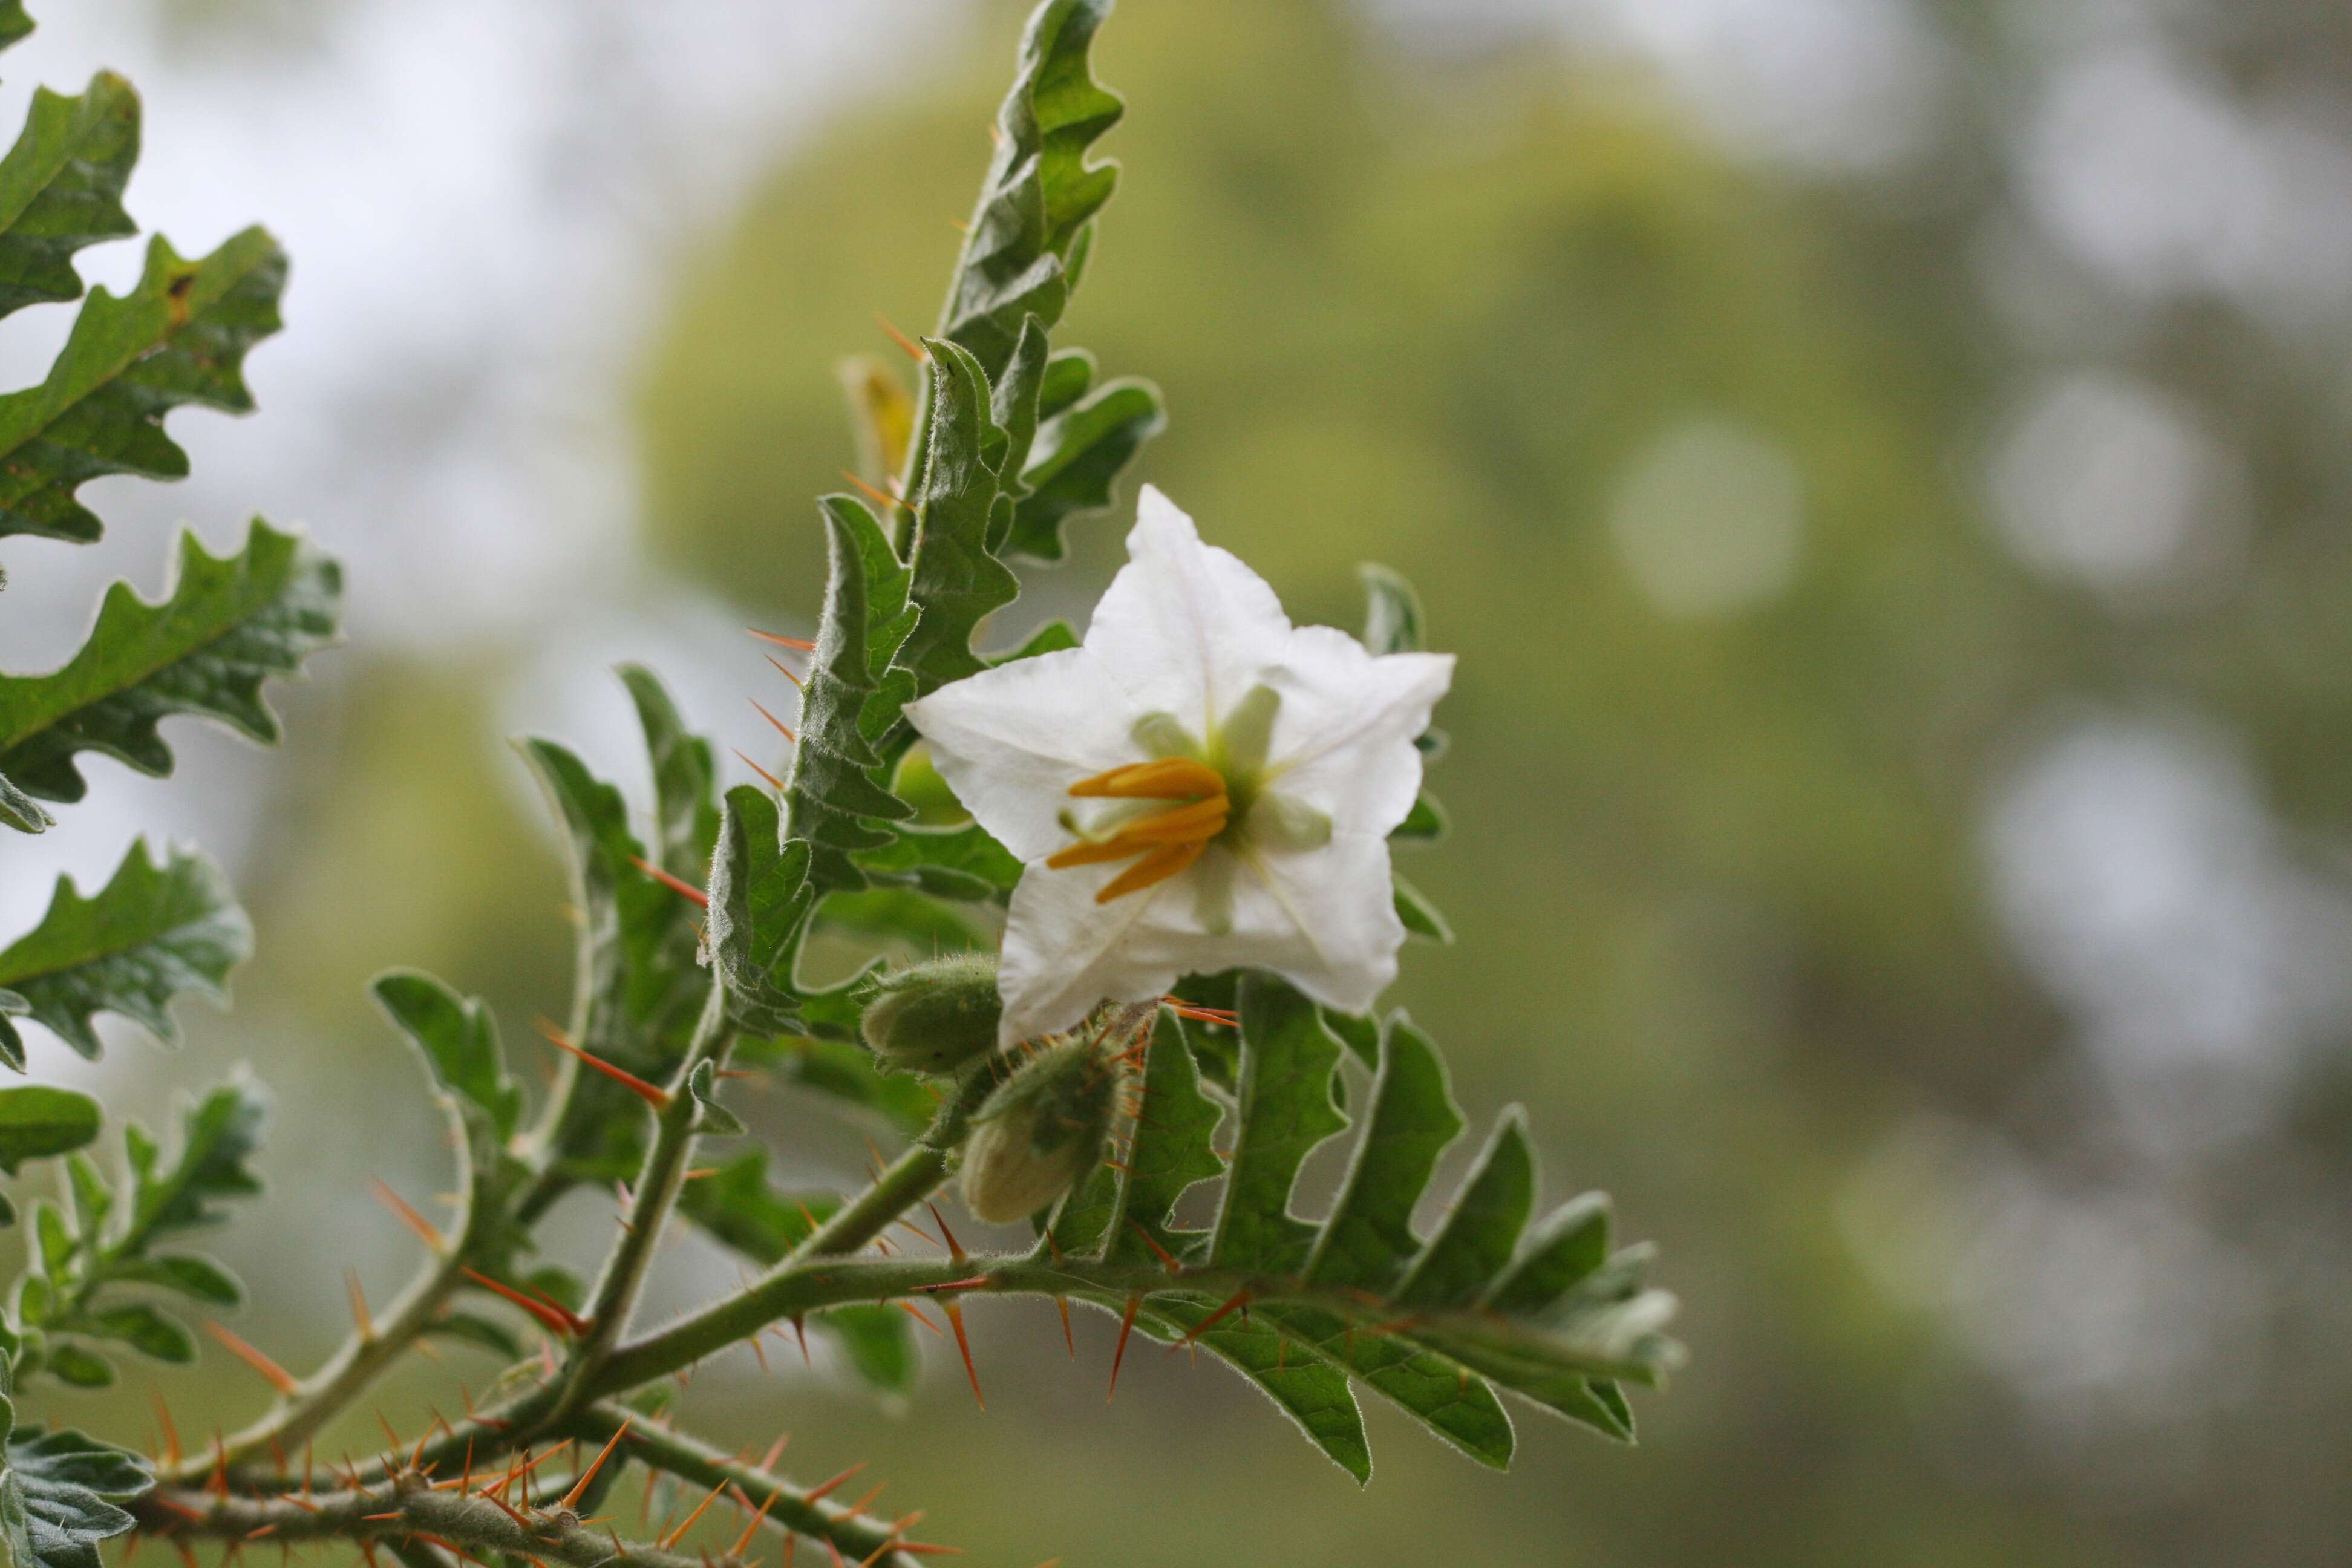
0, 522, 341, 804
0, 842, 249, 1069
894, 338, 1025, 691
0, 73, 137, 325
7, 1075, 267, 1390
0, 1420, 150, 1568
1048, 984, 1676, 1479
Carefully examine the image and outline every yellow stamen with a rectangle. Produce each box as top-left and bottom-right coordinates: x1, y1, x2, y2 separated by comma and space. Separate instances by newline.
1052, 760, 1229, 901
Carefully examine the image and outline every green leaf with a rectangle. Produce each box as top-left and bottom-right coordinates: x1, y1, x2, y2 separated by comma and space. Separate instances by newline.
1004, 377, 1164, 561
815, 1306, 918, 1397
1393, 872, 1453, 944
1123, 1298, 1371, 1485
0, 841, 249, 1068
1396, 1110, 1536, 1310
0, 229, 285, 546
32, 1348, 106, 1390
122, 1074, 268, 1246
684, 1059, 743, 1138
1485, 1192, 1611, 1316
0, 4, 31, 53
939, 0, 1123, 379
854, 822, 1021, 900
733, 1034, 936, 1140
707, 786, 815, 1031
1, 1425, 151, 1568
370, 970, 524, 1143
0, 1087, 98, 1175
420, 1312, 526, 1362
996, 618, 1079, 663
1391, 792, 1447, 843
101, 1253, 240, 1308
1104, 1008, 1221, 1268
788, 497, 917, 892
1302, 1018, 1462, 1295
1208, 973, 1346, 1275
897, 340, 1020, 692
676, 1146, 834, 1263
67, 1304, 191, 1365
0, 73, 139, 324
1357, 563, 1426, 655
619, 664, 720, 881
0, 521, 342, 803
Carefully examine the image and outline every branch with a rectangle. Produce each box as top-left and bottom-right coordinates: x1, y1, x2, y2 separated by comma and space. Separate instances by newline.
563, 1403, 929, 1567
549, 979, 732, 1418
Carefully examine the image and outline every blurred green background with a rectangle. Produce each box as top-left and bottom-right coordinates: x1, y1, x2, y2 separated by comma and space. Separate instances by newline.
7, 0, 2352, 1563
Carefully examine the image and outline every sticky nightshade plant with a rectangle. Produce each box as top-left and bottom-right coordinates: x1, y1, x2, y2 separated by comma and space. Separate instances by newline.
0, 4, 1681, 1567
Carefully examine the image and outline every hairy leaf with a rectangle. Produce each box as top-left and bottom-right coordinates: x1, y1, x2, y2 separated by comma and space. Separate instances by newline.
1209, 973, 1346, 1274
0, 521, 341, 805
0, 73, 137, 324
1, 1425, 151, 1568
371, 970, 524, 1143
0, 841, 249, 1068
0, 229, 285, 545
1104, 1008, 1221, 1267
619, 664, 720, 882
896, 340, 1019, 692
785, 498, 914, 892
1302, 1018, 1462, 1294
122, 1074, 267, 1244
707, 786, 815, 1032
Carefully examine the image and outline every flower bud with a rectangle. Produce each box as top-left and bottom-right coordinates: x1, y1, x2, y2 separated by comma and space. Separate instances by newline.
959, 1039, 1119, 1224
859, 953, 1002, 1074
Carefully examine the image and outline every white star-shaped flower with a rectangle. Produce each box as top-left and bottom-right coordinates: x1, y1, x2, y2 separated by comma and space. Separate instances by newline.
903, 486, 1454, 1045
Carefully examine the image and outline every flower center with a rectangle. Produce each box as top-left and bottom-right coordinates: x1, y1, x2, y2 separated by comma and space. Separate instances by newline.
1044, 757, 1230, 903
1045, 683, 1334, 916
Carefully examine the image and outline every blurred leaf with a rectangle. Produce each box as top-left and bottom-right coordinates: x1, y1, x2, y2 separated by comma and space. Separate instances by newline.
1393, 872, 1452, 944
0, 73, 137, 324
0, 522, 340, 808
371, 970, 524, 1143
0, 775, 48, 834
0, 841, 249, 1068
420, 1312, 526, 1362
100, 1255, 240, 1308
1357, 563, 1425, 656
62, 1305, 189, 1365
619, 664, 722, 881
1004, 377, 1163, 561
123, 1075, 267, 1244
0, 4, 30, 53
0, 1425, 151, 1568
814, 1305, 918, 1397
0, 1088, 98, 1176
0, 229, 284, 546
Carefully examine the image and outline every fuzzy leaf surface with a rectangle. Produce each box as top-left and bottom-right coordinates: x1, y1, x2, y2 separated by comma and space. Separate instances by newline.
0, 842, 247, 1068
0, 229, 284, 545
0, 522, 339, 805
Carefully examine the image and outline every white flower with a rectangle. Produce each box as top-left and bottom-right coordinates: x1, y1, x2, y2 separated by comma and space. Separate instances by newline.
903, 486, 1454, 1046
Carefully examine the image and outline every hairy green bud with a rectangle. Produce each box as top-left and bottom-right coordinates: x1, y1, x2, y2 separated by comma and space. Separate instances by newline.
859, 953, 1002, 1073
959, 1038, 1119, 1224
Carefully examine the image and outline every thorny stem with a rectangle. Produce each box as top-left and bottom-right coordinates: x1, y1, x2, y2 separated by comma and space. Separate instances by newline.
549, 979, 733, 1420
562, 1402, 922, 1567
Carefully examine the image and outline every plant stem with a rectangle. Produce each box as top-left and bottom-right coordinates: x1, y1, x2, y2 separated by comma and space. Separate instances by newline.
549, 978, 731, 1417
561, 1401, 920, 1567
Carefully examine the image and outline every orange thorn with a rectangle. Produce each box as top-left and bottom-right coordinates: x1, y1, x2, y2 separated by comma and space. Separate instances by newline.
343, 1270, 376, 1341
1175, 1287, 1251, 1347
760, 1434, 791, 1473
941, 1299, 984, 1410
729, 1486, 780, 1556
1108, 1293, 1142, 1402
839, 471, 907, 517
630, 855, 711, 909
894, 1301, 944, 1337
845, 1480, 887, 1514
909, 1276, 988, 1295
152, 1396, 183, 1470
826, 1544, 846, 1568
533, 1019, 671, 1108
555, 1417, 632, 1511
750, 698, 798, 745
792, 1316, 813, 1364
763, 652, 805, 691
751, 1333, 770, 1374
460, 1269, 586, 1338
748, 627, 816, 652
1055, 1297, 1074, 1359
874, 313, 929, 363
1126, 1220, 1182, 1275
370, 1178, 447, 1252
206, 1322, 301, 1397
925, 1203, 965, 1263
656, 1478, 730, 1549
805, 1462, 866, 1504
733, 747, 789, 793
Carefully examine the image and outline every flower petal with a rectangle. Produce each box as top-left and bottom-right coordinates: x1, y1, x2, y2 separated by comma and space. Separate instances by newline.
904, 647, 1142, 861
1084, 485, 1294, 733
1264, 629, 1454, 838
995, 857, 1187, 1044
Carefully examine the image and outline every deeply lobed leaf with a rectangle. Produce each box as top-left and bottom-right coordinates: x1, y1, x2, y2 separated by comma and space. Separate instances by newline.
0, 841, 249, 1069
0, 521, 341, 805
